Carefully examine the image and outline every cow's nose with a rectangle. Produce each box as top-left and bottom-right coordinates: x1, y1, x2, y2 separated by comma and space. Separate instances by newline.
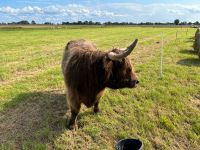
136, 80, 139, 84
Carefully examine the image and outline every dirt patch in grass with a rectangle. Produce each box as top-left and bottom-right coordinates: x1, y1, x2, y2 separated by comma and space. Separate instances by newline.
190, 93, 200, 111
0, 90, 68, 148
0, 65, 58, 87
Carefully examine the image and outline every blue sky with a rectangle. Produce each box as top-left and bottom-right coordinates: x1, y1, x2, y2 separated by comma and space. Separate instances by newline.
0, 0, 200, 23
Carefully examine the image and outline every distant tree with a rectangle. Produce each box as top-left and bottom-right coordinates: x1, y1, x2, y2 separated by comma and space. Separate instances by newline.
145, 22, 153, 25
88, 21, 93, 25
155, 22, 161, 25
62, 22, 70, 25
83, 21, 89, 25
94, 22, 101, 25
104, 21, 111, 25
31, 20, 36, 24
129, 22, 136, 25
194, 21, 200, 25
112, 22, 118, 25
180, 21, 187, 25
121, 22, 128, 25
174, 19, 180, 25
77, 21, 82, 25
71, 22, 76, 25
44, 22, 53, 25
17, 20, 30, 24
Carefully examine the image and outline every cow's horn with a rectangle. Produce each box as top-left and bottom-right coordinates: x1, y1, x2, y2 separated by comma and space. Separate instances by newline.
108, 39, 138, 60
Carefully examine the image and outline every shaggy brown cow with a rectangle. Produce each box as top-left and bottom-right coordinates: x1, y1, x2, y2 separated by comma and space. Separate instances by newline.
193, 28, 200, 52
62, 39, 139, 129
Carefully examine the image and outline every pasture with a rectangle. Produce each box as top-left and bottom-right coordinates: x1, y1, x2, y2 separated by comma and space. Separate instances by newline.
0, 26, 200, 149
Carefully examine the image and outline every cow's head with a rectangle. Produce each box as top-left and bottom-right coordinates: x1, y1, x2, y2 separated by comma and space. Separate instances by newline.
105, 39, 139, 89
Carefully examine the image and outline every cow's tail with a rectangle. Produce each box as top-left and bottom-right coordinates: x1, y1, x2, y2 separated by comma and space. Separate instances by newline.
65, 41, 71, 51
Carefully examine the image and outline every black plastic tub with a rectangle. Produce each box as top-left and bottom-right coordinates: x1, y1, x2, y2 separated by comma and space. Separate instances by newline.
116, 138, 143, 150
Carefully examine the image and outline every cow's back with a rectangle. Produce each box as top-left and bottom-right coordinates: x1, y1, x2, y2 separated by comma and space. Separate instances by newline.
66, 39, 96, 51
61, 39, 97, 75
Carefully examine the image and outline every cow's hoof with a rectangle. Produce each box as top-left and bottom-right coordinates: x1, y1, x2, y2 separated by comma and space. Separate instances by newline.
94, 108, 100, 113
67, 120, 77, 130
67, 123, 77, 130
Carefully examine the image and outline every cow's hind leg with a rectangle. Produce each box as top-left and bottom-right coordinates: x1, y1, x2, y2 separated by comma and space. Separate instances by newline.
68, 104, 80, 130
94, 101, 100, 113
93, 90, 104, 113
67, 90, 80, 130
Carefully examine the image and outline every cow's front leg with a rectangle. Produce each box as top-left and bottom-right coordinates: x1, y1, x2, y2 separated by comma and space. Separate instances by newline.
68, 105, 80, 130
93, 90, 104, 113
94, 101, 100, 113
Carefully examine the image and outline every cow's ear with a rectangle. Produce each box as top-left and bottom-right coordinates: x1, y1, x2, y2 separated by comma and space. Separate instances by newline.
121, 58, 125, 63
105, 54, 112, 61
103, 55, 112, 66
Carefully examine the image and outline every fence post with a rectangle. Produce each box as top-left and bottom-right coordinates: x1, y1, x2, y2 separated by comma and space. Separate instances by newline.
160, 33, 164, 78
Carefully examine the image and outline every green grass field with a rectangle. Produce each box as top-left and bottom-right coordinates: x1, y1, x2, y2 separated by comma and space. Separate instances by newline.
0, 26, 199, 150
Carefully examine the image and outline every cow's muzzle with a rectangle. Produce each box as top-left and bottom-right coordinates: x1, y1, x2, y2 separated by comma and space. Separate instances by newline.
129, 80, 139, 88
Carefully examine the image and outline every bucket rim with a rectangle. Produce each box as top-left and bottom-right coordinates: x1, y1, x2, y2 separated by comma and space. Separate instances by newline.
116, 138, 143, 150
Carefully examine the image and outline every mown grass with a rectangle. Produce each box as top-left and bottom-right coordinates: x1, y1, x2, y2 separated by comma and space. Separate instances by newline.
0, 26, 199, 149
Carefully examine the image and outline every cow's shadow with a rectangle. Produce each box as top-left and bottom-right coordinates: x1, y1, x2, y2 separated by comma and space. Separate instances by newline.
185, 39, 194, 43
177, 58, 200, 67
0, 90, 69, 148
179, 49, 197, 55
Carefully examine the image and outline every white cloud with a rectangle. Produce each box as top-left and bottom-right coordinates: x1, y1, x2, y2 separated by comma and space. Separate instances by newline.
104, 3, 200, 22
107, 3, 144, 12
0, 6, 20, 14
21, 6, 43, 14
17, 0, 53, 5
0, 4, 126, 23
1, 3, 200, 23
0, 6, 43, 14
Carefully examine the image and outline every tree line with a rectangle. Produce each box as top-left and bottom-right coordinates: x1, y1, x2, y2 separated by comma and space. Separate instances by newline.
0, 19, 200, 26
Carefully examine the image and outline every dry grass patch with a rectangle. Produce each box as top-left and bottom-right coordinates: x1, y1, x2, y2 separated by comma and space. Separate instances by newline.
0, 91, 67, 149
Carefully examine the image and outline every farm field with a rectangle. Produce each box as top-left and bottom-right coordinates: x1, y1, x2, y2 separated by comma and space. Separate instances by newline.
0, 26, 200, 149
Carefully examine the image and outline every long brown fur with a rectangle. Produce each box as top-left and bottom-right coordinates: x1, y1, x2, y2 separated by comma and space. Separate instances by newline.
62, 39, 138, 129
